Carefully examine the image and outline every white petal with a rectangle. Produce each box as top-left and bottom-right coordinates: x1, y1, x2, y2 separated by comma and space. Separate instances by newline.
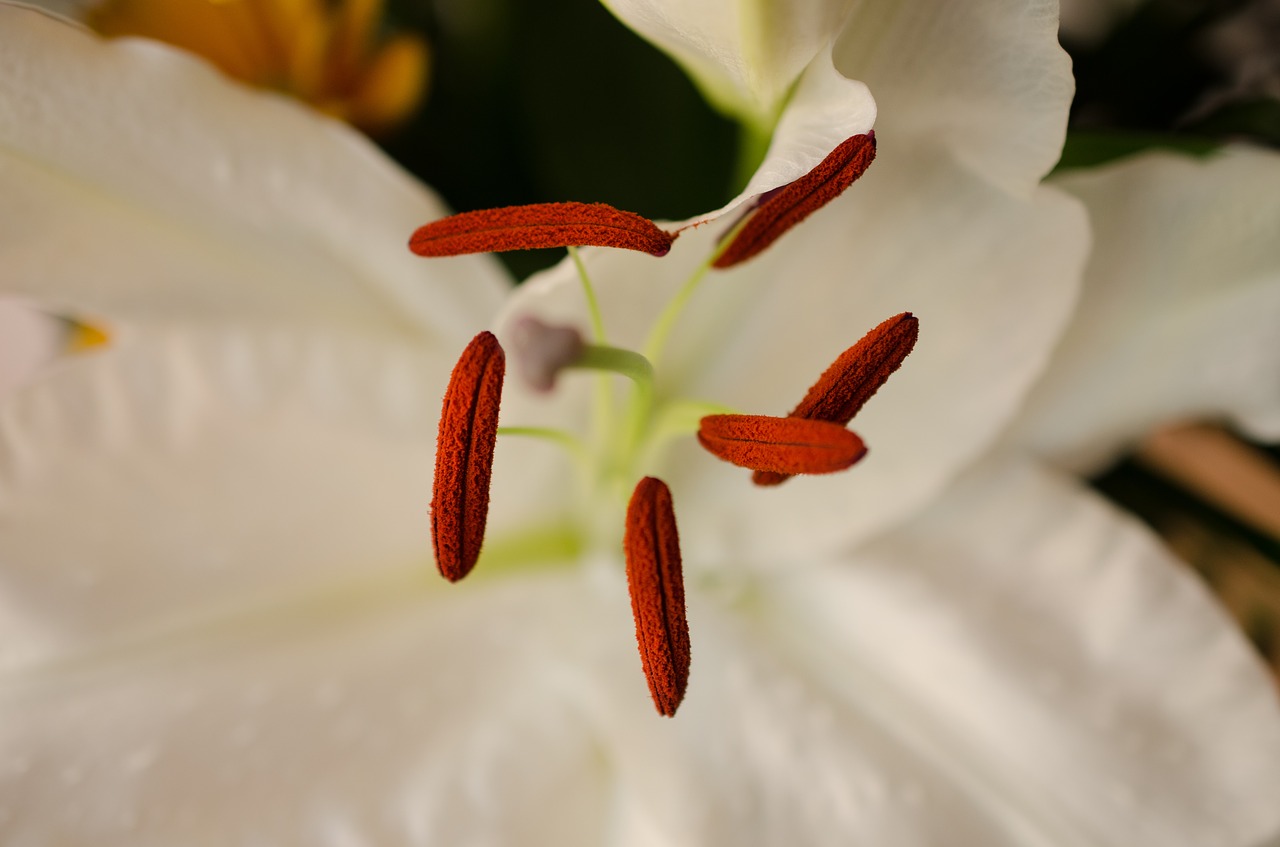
1011, 147, 1280, 471
598, 0, 854, 124
0, 324, 456, 671
0, 298, 62, 400
661, 458, 1280, 846
0, 5, 508, 342
498, 159, 1088, 562
0, 572, 624, 846
834, 0, 1075, 196
681, 47, 876, 230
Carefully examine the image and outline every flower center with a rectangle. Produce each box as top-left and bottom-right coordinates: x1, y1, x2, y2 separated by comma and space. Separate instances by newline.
413, 133, 902, 716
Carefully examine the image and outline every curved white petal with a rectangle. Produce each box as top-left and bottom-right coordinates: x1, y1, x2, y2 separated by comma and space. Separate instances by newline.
498, 160, 1089, 562
0, 572, 627, 846
681, 47, 876, 230
0, 325, 459, 672
0, 5, 508, 343
598, 0, 854, 125
834, 0, 1074, 196
1011, 147, 1280, 472
655, 458, 1280, 845
0, 298, 62, 400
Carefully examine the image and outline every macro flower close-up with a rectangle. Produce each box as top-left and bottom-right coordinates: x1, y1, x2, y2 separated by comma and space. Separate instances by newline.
2, 0, 1280, 845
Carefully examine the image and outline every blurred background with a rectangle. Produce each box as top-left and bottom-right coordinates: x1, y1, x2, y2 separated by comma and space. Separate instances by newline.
66, 0, 1280, 678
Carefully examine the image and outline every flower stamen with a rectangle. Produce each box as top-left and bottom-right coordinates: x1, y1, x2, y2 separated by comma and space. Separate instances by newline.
755, 312, 918, 486
624, 476, 691, 717
410, 202, 676, 258
431, 331, 505, 581
714, 132, 877, 269
698, 414, 867, 475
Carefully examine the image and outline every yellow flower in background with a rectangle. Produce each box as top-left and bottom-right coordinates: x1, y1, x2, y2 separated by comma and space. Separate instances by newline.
89, 0, 429, 134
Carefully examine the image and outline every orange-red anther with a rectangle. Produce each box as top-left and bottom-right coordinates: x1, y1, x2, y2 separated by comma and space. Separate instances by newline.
714, 132, 877, 269
698, 414, 867, 475
410, 201, 676, 257
431, 331, 505, 581
754, 312, 917, 486
624, 477, 691, 717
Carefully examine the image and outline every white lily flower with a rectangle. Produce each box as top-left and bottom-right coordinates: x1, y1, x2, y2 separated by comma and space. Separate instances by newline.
2, 6, 1279, 847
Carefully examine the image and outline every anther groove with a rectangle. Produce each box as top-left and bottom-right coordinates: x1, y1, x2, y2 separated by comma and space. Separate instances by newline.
754, 312, 917, 486
624, 477, 691, 717
698, 414, 867, 475
410, 201, 676, 257
431, 331, 505, 580
715, 132, 877, 269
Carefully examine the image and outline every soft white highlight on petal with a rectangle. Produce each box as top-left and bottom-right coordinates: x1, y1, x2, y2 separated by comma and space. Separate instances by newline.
0, 298, 61, 400
499, 162, 1089, 562
0, 573, 622, 846
0, 327, 454, 672
0, 5, 508, 343
681, 47, 876, 230
834, 0, 1074, 195
598, 0, 853, 124
1011, 147, 1280, 471
669, 458, 1280, 846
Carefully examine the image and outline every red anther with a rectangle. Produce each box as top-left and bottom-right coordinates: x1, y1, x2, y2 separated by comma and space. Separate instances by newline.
624, 477, 691, 717
754, 312, 917, 486
431, 331, 505, 581
714, 132, 877, 269
410, 201, 676, 257
698, 414, 867, 475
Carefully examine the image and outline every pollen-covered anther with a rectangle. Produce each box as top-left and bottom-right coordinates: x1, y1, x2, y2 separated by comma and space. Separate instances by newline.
698, 414, 867, 475
624, 477, 691, 718
431, 331, 505, 581
509, 315, 585, 392
410, 201, 676, 258
754, 311, 918, 487
714, 131, 877, 269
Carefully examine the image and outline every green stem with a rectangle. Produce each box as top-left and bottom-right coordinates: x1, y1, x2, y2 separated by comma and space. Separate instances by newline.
568, 245, 615, 454
641, 225, 738, 368
732, 118, 774, 194
569, 344, 656, 474
568, 246, 607, 344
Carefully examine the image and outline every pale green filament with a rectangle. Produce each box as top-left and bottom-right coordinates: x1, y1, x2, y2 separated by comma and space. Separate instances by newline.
568, 246, 607, 344
641, 221, 741, 368
492, 228, 754, 566
496, 426, 589, 465
570, 344, 656, 479
569, 245, 617, 450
